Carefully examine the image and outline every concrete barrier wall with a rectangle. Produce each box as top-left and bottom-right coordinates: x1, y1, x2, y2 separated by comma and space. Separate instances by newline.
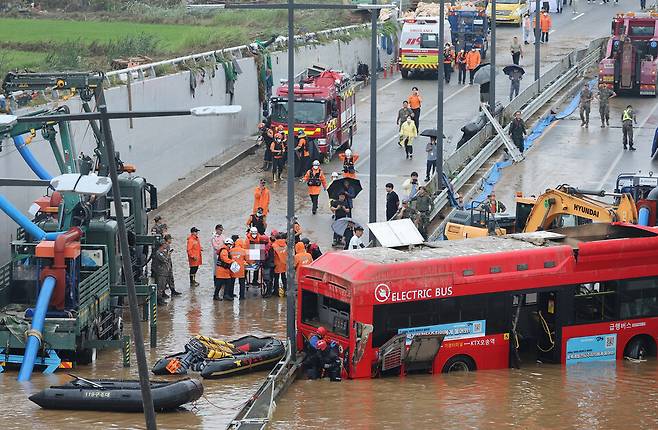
0, 35, 392, 262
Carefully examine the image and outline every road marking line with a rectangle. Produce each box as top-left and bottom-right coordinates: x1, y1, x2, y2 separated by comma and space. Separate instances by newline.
356, 85, 471, 168
359, 77, 402, 102
596, 101, 658, 189
571, 13, 584, 21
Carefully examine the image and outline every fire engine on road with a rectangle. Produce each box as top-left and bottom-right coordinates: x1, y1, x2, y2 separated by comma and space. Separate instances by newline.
270, 66, 356, 160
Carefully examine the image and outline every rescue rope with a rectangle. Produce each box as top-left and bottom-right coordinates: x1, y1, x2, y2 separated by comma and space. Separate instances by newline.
537, 311, 555, 353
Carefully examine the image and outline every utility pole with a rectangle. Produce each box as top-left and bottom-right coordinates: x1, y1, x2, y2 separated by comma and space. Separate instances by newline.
489, 0, 496, 108
534, 0, 541, 83
369, 0, 378, 233
285, 0, 296, 361
99, 104, 157, 430
436, 0, 445, 190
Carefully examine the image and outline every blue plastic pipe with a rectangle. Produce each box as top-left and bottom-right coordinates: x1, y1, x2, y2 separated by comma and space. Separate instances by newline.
13, 135, 53, 180
639, 207, 650, 226
17, 276, 56, 381
0, 195, 61, 241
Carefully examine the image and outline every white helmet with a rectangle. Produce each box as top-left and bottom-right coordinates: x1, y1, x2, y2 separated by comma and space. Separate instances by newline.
331, 171, 339, 179
312, 160, 320, 167
224, 238, 234, 246
345, 149, 352, 158
250, 227, 258, 235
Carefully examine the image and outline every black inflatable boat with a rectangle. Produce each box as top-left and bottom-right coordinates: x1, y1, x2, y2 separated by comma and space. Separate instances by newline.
29, 376, 203, 412
153, 335, 285, 379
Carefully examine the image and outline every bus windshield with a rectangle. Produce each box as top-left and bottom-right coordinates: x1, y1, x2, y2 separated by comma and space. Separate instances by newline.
271, 100, 327, 124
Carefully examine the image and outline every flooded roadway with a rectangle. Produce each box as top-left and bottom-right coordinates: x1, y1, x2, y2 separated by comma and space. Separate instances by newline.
3, 3, 658, 430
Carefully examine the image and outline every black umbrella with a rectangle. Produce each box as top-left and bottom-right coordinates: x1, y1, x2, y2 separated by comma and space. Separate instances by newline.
327, 177, 362, 200
331, 217, 362, 236
503, 64, 525, 76
473, 63, 492, 85
420, 129, 446, 138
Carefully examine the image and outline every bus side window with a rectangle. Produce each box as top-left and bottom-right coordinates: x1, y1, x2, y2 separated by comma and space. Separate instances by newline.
618, 277, 658, 319
574, 281, 617, 323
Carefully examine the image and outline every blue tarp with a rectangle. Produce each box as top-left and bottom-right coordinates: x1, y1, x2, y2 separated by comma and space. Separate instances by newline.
462, 78, 598, 209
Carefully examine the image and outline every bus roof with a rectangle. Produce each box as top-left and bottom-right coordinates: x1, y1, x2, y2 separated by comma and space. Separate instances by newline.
302, 224, 658, 287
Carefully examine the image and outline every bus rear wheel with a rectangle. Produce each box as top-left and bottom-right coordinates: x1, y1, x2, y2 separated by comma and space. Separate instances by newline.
624, 335, 656, 360
401, 69, 409, 79
442, 355, 476, 373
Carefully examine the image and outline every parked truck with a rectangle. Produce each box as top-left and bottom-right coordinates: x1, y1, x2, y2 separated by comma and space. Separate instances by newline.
599, 13, 658, 96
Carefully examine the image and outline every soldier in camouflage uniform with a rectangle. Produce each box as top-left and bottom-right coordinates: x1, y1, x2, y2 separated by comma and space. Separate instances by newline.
411, 186, 434, 240
597, 85, 616, 128
163, 234, 181, 297
151, 215, 167, 237
151, 240, 169, 305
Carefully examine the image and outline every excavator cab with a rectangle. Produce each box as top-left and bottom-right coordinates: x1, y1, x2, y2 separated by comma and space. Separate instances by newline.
444, 201, 516, 240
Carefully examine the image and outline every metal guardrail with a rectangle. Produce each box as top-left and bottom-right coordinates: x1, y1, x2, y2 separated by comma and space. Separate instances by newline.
105, 24, 370, 84
228, 341, 299, 430
426, 40, 605, 236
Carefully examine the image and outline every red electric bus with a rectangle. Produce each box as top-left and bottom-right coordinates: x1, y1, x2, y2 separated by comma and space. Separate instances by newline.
297, 223, 658, 379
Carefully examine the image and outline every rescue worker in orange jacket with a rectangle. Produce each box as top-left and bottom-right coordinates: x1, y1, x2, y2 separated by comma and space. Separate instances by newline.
186, 227, 202, 287
443, 42, 455, 84
539, 11, 552, 44
272, 233, 288, 297
303, 160, 327, 215
295, 130, 311, 178
294, 241, 313, 271
214, 237, 236, 301
270, 133, 286, 182
229, 235, 247, 300
253, 178, 270, 216
465, 47, 481, 85
338, 149, 359, 179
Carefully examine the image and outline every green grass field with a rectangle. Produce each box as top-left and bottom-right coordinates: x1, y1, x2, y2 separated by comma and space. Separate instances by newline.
0, 6, 359, 74
0, 18, 212, 52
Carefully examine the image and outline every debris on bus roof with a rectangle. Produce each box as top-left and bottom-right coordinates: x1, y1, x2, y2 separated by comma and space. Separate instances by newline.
367, 219, 424, 248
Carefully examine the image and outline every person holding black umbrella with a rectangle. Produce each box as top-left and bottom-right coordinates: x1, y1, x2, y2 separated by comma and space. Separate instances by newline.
330, 193, 351, 247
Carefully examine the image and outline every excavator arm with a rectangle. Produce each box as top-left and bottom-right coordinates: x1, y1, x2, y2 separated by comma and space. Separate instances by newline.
522, 186, 638, 232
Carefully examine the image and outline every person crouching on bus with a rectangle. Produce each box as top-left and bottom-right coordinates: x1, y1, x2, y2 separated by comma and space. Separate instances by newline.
230, 235, 247, 300
304, 327, 342, 381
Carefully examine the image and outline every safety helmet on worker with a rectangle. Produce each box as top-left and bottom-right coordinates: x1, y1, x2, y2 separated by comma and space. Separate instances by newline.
298, 130, 306, 137
250, 227, 258, 236
312, 160, 320, 168
316, 326, 327, 337
224, 238, 234, 246
331, 171, 339, 180
345, 149, 352, 158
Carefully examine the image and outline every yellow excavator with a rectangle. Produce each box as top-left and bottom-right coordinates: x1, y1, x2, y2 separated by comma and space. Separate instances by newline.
444, 184, 639, 240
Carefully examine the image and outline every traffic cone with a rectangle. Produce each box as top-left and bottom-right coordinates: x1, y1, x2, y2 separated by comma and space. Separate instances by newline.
383, 61, 388, 79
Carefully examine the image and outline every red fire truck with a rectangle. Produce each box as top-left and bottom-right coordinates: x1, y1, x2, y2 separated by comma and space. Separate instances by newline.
270, 66, 356, 160
599, 13, 658, 96
298, 223, 658, 379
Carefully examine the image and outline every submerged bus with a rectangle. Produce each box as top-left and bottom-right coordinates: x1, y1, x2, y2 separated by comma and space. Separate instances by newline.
297, 223, 658, 379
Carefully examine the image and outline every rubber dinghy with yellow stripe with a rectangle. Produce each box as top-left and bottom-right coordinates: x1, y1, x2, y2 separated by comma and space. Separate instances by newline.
152, 335, 285, 379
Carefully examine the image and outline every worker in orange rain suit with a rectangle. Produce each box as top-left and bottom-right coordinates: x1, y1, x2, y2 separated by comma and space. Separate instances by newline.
338, 148, 359, 179
186, 227, 202, 287
294, 241, 313, 271
303, 160, 327, 215
253, 178, 271, 217
214, 237, 236, 301
272, 233, 288, 298
229, 235, 247, 300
